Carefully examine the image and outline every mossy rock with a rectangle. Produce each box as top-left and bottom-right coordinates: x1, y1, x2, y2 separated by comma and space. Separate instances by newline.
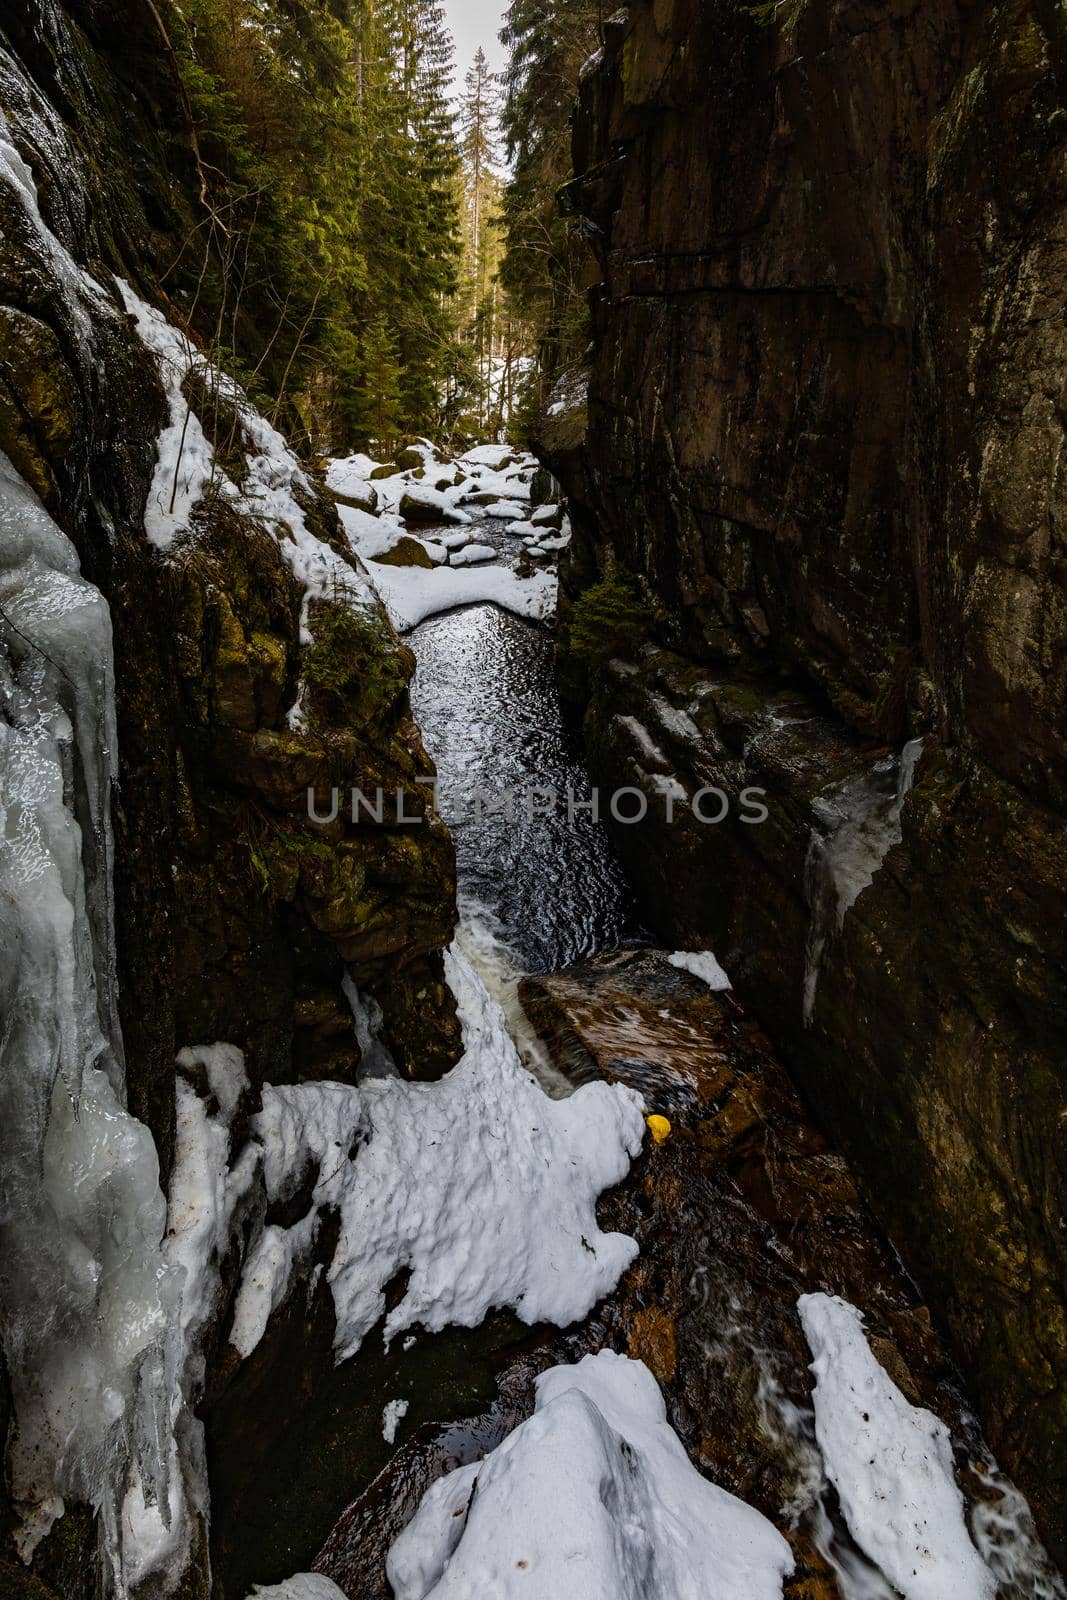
373, 536, 433, 570
329, 483, 378, 515
0, 307, 78, 504
164, 505, 300, 730
369, 462, 399, 480
0, 1559, 61, 1600
398, 492, 448, 526
302, 599, 413, 734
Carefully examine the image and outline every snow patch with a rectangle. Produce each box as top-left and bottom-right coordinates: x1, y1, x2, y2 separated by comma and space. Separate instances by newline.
382, 1399, 409, 1444
325, 453, 380, 495
668, 949, 731, 990
116, 281, 379, 648
247, 1575, 347, 1600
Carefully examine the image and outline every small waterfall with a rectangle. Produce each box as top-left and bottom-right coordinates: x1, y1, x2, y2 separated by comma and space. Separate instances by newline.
803, 738, 923, 1025
0, 453, 186, 1590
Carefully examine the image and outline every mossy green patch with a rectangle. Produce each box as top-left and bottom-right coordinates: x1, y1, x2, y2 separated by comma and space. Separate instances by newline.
303, 600, 411, 734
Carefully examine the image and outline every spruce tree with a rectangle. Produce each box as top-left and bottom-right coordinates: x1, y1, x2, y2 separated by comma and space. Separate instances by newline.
170, 0, 464, 449
456, 48, 505, 433
499, 0, 601, 395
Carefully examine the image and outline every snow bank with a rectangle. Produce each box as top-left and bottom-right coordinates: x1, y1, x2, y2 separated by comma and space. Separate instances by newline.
362, 558, 557, 632
387, 1349, 794, 1600
233, 946, 645, 1363
798, 1294, 996, 1600
668, 949, 732, 990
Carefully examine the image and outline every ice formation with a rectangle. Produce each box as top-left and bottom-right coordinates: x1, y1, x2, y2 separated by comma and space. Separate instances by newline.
0, 77, 112, 352
231, 944, 645, 1362
803, 738, 923, 1023
386, 1349, 794, 1600
798, 1293, 996, 1600
0, 452, 186, 1588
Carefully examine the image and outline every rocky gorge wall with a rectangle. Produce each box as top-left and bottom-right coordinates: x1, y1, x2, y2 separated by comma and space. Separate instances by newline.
539, 0, 1067, 1556
0, 3, 459, 1593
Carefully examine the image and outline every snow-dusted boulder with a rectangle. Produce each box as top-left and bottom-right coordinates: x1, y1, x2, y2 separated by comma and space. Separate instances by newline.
448, 543, 497, 567
387, 1349, 793, 1600
530, 502, 565, 530
398, 487, 472, 527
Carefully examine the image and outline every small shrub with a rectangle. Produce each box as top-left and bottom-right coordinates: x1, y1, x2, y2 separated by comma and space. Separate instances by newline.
567, 573, 651, 672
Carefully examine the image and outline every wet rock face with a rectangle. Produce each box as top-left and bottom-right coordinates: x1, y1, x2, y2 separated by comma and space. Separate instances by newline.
540, 0, 1067, 1556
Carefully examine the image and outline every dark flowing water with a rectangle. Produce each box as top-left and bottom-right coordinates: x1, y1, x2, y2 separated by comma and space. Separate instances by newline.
409, 599, 641, 972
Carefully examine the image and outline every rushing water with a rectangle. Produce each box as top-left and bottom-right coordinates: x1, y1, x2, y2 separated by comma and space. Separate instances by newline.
409, 597, 641, 972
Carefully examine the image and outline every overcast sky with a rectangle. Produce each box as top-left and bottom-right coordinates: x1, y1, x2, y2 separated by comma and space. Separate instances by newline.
443, 0, 508, 84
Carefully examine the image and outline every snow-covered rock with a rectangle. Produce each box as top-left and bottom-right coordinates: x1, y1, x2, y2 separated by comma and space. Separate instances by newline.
231, 946, 644, 1363
387, 1349, 794, 1600
325, 456, 379, 511
458, 443, 523, 471
398, 486, 473, 526
118, 282, 381, 648
798, 1294, 996, 1600
530, 502, 565, 529
448, 542, 497, 567
247, 1575, 347, 1600
362, 558, 557, 632
481, 499, 527, 519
